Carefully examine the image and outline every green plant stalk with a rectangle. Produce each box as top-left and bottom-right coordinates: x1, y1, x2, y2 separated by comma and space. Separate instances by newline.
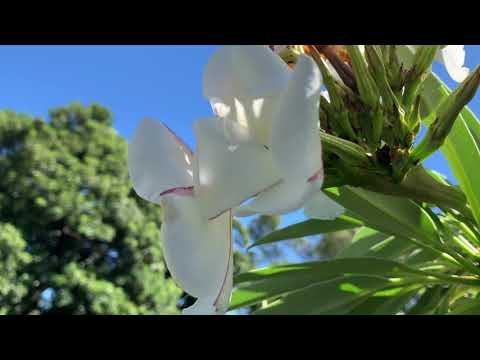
337, 161, 470, 217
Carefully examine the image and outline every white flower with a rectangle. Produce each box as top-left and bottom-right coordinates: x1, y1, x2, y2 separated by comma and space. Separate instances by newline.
407, 45, 469, 83
128, 119, 232, 315
203, 45, 345, 219
128, 46, 347, 315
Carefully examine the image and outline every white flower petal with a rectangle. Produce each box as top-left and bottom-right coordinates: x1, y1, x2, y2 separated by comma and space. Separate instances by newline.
203, 45, 291, 145
204, 45, 290, 102
182, 248, 233, 315
182, 297, 217, 315
235, 178, 323, 216
160, 195, 231, 301
128, 118, 193, 204
212, 245, 233, 314
437, 45, 469, 83
235, 55, 324, 216
271, 54, 323, 189
233, 206, 260, 218
193, 117, 282, 220
304, 191, 345, 220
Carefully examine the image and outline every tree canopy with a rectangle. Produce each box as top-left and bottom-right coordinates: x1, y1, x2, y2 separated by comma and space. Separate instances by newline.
0, 103, 183, 314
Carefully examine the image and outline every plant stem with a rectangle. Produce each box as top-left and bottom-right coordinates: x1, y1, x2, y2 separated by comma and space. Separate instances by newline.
351, 165, 473, 220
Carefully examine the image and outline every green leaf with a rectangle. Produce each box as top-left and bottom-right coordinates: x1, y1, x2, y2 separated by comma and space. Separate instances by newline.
324, 186, 439, 244
248, 215, 362, 249
252, 275, 408, 315
462, 106, 480, 149
338, 227, 389, 258
404, 248, 440, 266
406, 286, 444, 315
448, 299, 480, 315
422, 73, 480, 226
231, 257, 426, 310
347, 287, 420, 315
338, 227, 415, 260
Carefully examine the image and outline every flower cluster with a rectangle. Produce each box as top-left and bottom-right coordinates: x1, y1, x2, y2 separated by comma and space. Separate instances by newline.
128, 45, 345, 315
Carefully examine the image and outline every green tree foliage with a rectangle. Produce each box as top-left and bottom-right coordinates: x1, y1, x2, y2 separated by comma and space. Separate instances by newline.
0, 223, 32, 314
0, 103, 185, 314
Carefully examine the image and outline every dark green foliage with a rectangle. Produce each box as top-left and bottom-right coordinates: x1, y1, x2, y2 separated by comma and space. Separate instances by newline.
0, 223, 32, 314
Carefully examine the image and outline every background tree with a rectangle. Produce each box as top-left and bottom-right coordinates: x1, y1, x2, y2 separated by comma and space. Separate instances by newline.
0, 103, 186, 314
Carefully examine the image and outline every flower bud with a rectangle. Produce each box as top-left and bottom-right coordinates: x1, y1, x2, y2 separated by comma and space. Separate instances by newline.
316, 57, 357, 141
320, 131, 370, 165
403, 45, 440, 110
345, 45, 380, 109
411, 65, 480, 163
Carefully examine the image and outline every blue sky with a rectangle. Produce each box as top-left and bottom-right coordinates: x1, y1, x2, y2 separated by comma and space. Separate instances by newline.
1, 45, 479, 231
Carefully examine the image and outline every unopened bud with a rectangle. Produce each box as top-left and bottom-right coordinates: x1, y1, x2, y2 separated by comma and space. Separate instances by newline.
403, 45, 440, 110
365, 45, 402, 113
409, 45, 440, 80
411, 65, 480, 163
345, 45, 380, 109
320, 131, 370, 165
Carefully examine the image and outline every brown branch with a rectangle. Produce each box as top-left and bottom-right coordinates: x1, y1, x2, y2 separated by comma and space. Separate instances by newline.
312, 45, 358, 92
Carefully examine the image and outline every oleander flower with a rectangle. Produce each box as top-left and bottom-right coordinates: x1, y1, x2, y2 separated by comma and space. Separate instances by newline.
128, 119, 233, 315
128, 45, 346, 315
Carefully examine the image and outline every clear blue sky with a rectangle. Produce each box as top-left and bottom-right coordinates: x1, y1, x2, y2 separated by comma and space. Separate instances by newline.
1, 45, 479, 230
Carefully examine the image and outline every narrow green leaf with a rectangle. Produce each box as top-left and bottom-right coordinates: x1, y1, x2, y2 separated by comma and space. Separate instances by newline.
405, 248, 440, 266
448, 299, 480, 315
347, 287, 420, 315
248, 215, 362, 249
406, 286, 444, 315
252, 275, 406, 315
338, 227, 390, 258
231, 257, 426, 310
461, 106, 480, 149
324, 186, 439, 244
338, 227, 415, 260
